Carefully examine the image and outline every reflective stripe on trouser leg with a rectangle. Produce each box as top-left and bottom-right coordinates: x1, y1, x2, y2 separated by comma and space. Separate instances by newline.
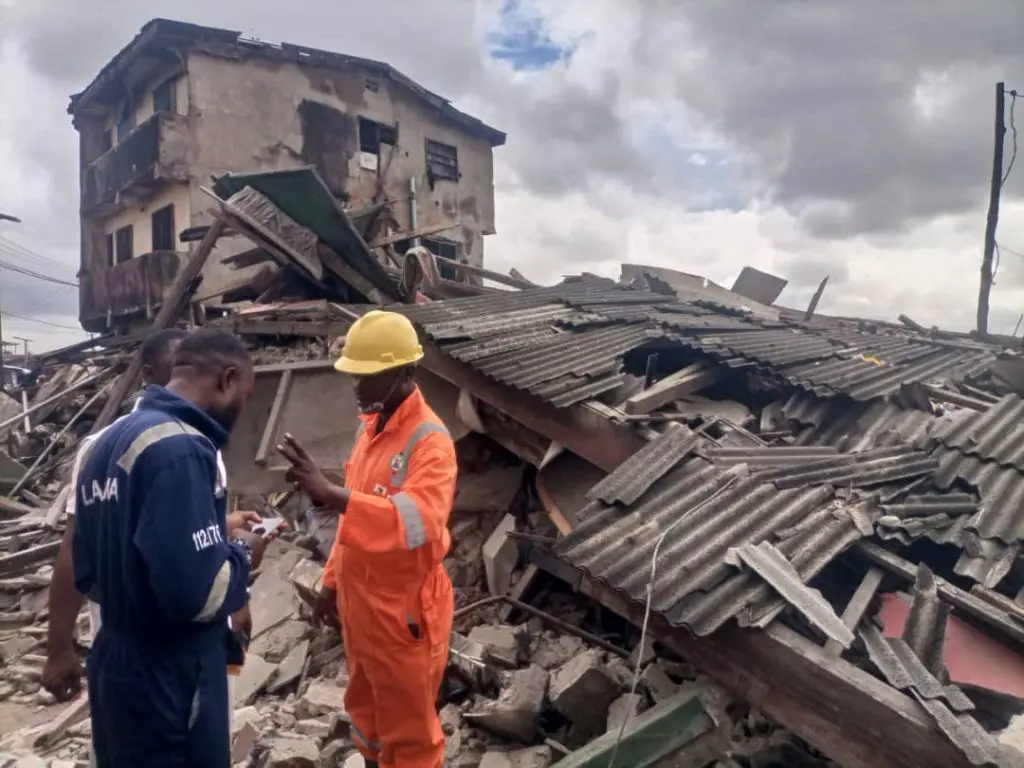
344, 658, 381, 760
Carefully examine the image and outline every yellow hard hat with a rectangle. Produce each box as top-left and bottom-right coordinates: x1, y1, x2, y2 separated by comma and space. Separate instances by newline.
334, 310, 424, 375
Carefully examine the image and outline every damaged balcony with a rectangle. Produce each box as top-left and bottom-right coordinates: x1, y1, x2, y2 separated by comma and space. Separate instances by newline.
80, 112, 190, 216
79, 250, 184, 331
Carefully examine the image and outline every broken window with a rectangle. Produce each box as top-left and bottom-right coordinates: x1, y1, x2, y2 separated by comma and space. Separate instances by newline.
105, 234, 115, 267
114, 225, 133, 264
151, 205, 175, 251
425, 139, 458, 182
152, 79, 176, 114
115, 109, 135, 143
101, 130, 113, 153
395, 237, 461, 280
358, 117, 397, 155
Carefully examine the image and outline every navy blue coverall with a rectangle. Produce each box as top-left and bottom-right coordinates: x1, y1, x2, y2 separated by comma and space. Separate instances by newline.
73, 386, 251, 768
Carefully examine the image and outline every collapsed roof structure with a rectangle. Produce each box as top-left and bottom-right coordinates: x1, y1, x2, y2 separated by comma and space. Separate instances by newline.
4, 166, 1024, 766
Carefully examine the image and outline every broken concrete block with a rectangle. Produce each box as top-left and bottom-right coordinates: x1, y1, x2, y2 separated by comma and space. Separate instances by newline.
232, 721, 259, 764
531, 632, 585, 670
479, 745, 553, 768
268, 639, 310, 694
464, 664, 549, 743
482, 513, 518, 596
250, 545, 306, 641
289, 558, 324, 608
468, 623, 528, 669
340, 754, 366, 768
234, 654, 278, 707
258, 736, 319, 767
606, 693, 648, 733
250, 619, 310, 663
641, 662, 680, 704
454, 466, 524, 513
295, 681, 347, 720
0, 635, 35, 665
549, 649, 620, 735
295, 718, 332, 740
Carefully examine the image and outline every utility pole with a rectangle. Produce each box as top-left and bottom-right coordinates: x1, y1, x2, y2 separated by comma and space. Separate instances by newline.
0, 213, 19, 390
978, 82, 1006, 335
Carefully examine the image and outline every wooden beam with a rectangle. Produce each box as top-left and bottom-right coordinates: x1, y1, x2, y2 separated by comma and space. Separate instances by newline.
825, 567, 884, 657
443, 260, 536, 290
923, 385, 990, 412
623, 364, 721, 415
93, 219, 226, 431
0, 541, 61, 576
368, 221, 460, 248
255, 370, 293, 466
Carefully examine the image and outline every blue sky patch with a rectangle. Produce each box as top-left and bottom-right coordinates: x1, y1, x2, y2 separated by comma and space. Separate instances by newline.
486, 0, 573, 71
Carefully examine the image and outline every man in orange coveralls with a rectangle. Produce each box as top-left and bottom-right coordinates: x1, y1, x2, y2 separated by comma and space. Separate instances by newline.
278, 310, 457, 768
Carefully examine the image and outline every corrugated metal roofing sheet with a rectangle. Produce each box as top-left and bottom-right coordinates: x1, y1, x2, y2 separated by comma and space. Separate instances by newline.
554, 456, 871, 636
748, 445, 939, 490
586, 425, 702, 506
930, 394, 1024, 470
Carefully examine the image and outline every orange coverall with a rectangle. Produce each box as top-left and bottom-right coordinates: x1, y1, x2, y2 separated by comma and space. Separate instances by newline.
323, 387, 457, 768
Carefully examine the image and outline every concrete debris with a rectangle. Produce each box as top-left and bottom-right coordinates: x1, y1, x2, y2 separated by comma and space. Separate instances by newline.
465, 664, 550, 742
482, 514, 518, 598
468, 623, 529, 669
6, 234, 1024, 768
479, 745, 553, 768
548, 650, 622, 736
606, 693, 648, 733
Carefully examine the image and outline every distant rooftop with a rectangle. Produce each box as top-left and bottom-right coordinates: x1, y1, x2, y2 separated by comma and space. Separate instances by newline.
68, 18, 506, 147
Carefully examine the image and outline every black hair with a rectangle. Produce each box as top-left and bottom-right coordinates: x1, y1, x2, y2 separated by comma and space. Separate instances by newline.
140, 329, 189, 368
173, 328, 252, 375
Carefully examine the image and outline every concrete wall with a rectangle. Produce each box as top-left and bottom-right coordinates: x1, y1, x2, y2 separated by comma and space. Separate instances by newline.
184, 51, 497, 297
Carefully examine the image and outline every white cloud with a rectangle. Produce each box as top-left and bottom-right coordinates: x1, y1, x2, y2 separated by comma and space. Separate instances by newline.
1, 1, 1023, 351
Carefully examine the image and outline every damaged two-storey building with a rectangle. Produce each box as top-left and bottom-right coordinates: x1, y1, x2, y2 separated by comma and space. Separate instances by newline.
69, 18, 505, 333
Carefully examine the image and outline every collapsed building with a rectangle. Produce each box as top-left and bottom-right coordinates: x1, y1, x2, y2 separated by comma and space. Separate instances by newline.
3, 167, 1024, 766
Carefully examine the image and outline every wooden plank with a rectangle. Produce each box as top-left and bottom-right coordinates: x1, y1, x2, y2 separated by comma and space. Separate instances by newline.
443, 259, 536, 290
0, 541, 61, 576
557, 686, 717, 768
368, 221, 460, 248
255, 370, 293, 466
253, 360, 337, 375
0, 369, 109, 433
923, 385, 990, 412
623, 364, 721, 415
0, 495, 39, 520
825, 566, 885, 657
856, 541, 1024, 648
93, 219, 226, 431
33, 696, 90, 749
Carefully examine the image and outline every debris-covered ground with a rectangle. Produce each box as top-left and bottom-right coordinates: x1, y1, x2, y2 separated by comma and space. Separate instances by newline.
6, 164, 1024, 765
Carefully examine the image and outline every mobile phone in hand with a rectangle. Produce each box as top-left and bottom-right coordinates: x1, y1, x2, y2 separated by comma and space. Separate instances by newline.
251, 516, 286, 538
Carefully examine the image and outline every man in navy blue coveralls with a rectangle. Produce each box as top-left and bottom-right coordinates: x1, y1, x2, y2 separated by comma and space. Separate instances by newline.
73, 329, 264, 767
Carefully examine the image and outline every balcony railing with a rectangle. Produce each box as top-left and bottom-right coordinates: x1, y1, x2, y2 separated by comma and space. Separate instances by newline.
81, 113, 190, 215
79, 250, 184, 330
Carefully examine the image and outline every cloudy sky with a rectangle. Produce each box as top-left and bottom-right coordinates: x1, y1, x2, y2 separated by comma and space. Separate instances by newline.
1, 1, 1023, 351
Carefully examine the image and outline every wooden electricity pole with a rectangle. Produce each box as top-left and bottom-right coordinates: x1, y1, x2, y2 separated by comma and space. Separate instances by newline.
977, 82, 1006, 335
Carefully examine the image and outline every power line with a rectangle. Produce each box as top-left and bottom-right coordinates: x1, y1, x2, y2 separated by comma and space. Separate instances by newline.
0, 236, 68, 270
0, 311, 82, 332
0, 259, 78, 287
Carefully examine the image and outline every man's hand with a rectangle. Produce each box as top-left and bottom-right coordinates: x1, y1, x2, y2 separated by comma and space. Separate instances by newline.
231, 603, 253, 641
232, 530, 268, 571
226, 510, 261, 536
41, 646, 83, 702
278, 434, 334, 504
312, 586, 340, 631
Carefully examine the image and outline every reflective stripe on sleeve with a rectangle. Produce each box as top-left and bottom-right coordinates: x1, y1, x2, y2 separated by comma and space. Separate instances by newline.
193, 560, 231, 622
391, 492, 427, 550
390, 422, 450, 486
